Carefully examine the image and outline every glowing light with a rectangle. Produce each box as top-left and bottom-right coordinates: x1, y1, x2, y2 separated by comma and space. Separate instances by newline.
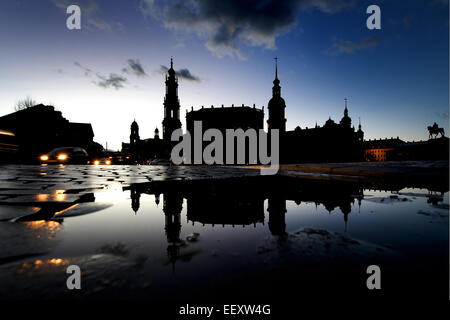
54, 190, 67, 201
36, 193, 50, 201
57, 154, 68, 161
94, 160, 100, 165
40, 155, 49, 161
0, 129, 14, 136
54, 203, 79, 215
105, 160, 111, 165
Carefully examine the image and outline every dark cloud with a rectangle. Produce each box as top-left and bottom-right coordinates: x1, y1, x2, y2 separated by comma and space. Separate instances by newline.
142, 0, 352, 58
331, 35, 381, 54
435, 111, 449, 120
122, 59, 147, 77
74, 61, 93, 76
95, 73, 128, 89
159, 65, 200, 82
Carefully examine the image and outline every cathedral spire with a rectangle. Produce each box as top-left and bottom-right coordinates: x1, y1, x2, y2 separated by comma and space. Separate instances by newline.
275, 56, 278, 80
272, 57, 280, 96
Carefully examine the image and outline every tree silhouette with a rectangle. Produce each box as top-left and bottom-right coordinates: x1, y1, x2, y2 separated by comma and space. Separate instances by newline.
14, 96, 36, 111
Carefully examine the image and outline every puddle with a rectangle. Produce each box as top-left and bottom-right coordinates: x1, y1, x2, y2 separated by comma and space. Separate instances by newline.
0, 174, 448, 300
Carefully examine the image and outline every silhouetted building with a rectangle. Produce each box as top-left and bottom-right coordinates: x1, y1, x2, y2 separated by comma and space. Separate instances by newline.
265, 59, 364, 163
121, 58, 180, 162
364, 137, 404, 161
267, 58, 286, 135
185, 104, 265, 164
163, 57, 182, 142
0, 104, 100, 161
123, 58, 365, 164
388, 136, 449, 161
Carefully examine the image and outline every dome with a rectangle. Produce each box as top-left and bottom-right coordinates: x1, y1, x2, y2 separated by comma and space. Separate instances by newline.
268, 95, 285, 109
324, 117, 335, 127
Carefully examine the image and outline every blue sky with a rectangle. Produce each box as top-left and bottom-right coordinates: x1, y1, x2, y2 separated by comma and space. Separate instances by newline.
0, 0, 448, 150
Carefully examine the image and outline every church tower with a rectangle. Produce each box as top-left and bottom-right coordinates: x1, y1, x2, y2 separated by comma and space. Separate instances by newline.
162, 57, 182, 142
130, 119, 140, 161
340, 98, 352, 128
130, 120, 139, 145
267, 57, 286, 134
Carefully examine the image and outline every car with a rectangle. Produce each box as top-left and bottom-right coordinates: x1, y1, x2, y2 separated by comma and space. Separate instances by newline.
89, 157, 112, 165
150, 158, 171, 165
0, 129, 19, 163
39, 147, 89, 164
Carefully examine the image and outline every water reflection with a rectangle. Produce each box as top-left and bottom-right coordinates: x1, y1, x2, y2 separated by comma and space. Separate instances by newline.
126, 177, 381, 261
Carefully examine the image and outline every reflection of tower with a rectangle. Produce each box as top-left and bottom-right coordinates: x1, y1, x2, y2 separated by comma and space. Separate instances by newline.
267, 197, 287, 236
155, 193, 160, 206
130, 120, 140, 160
163, 193, 183, 269
130, 185, 141, 214
339, 202, 352, 232
267, 57, 286, 134
162, 57, 182, 142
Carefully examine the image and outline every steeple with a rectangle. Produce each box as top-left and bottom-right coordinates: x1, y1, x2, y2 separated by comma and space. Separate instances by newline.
340, 98, 351, 128
267, 57, 286, 134
344, 98, 348, 116
272, 57, 281, 96
162, 57, 181, 141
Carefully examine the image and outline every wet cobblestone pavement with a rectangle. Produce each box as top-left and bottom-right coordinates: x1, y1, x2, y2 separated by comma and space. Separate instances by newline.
0, 164, 448, 301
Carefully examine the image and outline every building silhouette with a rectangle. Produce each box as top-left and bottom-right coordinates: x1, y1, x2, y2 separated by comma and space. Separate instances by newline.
364, 137, 404, 161
122, 58, 365, 163
162, 57, 182, 142
186, 104, 265, 164
0, 104, 102, 162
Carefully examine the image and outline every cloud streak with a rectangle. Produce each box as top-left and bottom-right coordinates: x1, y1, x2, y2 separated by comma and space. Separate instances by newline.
95, 73, 128, 90
159, 65, 200, 82
74, 61, 93, 76
122, 59, 147, 77
331, 35, 381, 54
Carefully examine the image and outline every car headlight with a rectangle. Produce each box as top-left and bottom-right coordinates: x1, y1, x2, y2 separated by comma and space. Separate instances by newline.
93, 160, 100, 165
40, 155, 49, 161
57, 154, 68, 160
105, 160, 111, 165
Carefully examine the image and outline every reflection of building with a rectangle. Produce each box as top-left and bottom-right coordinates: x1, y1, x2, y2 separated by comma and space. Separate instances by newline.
130, 185, 141, 214
186, 193, 264, 227
267, 197, 287, 236
364, 137, 404, 161
163, 193, 183, 268
0, 104, 101, 161
126, 177, 365, 237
